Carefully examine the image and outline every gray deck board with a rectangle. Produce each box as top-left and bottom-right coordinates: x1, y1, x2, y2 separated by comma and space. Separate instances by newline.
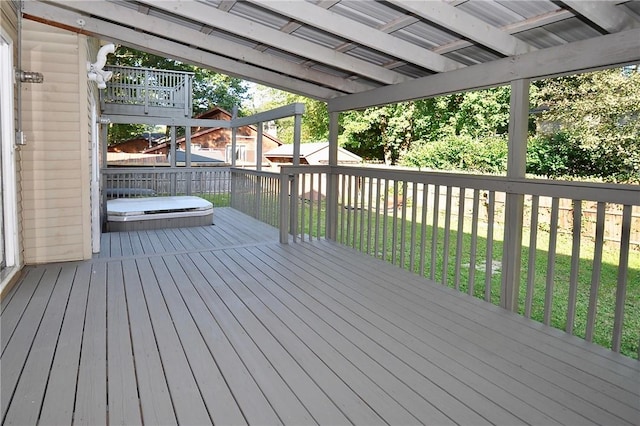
249, 245, 542, 425
74, 261, 108, 425
2, 208, 639, 425
135, 258, 213, 425
3, 265, 75, 426
149, 255, 247, 425
279, 243, 626, 425
121, 259, 176, 424
106, 261, 141, 425
39, 262, 92, 425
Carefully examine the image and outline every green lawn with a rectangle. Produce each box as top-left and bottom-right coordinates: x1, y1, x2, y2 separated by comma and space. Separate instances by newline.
297, 200, 639, 359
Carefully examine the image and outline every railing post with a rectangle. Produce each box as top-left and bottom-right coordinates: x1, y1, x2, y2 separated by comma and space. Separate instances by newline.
279, 169, 291, 244
144, 69, 149, 115
501, 78, 529, 312
169, 126, 177, 195
256, 123, 263, 220
326, 112, 340, 241
185, 125, 192, 195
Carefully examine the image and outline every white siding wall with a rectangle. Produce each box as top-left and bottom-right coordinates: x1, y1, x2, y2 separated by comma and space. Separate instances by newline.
21, 20, 92, 263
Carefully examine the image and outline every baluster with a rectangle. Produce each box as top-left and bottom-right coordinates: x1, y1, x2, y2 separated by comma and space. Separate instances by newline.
525, 195, 539, 318
468, 189, 480, 296
430, 185, 440, 281
484, 191, 495, 302
566, 200, 582, 334
442, 186, 453, 286
454, 187, 466, 291
543, 197, 560, 325
612, 205, 632, 353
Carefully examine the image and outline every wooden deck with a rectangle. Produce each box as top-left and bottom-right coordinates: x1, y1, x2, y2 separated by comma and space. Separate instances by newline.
2, 208, 639, 425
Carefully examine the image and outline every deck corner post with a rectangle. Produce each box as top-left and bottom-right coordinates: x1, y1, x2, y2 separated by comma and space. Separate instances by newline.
326, 111, 340, 241
501, 78, 529, 312
231, 105, 238, 167
279, 168, 291, 244
185, 125, 192, 195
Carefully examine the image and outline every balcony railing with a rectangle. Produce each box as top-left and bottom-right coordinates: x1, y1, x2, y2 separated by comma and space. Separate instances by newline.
101, 66, 193, 117
102, 167, 231, 208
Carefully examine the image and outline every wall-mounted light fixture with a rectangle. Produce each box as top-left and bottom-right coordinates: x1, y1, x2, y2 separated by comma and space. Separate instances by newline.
87, 43, 115, 89
17, 70, 44, 83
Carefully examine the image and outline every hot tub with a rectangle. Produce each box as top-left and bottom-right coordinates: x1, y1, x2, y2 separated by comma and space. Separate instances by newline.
106, 196, 213, 232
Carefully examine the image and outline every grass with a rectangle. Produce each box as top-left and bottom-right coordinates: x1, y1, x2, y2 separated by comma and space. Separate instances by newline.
295, 199, 639, 359
198, 193, 231, 207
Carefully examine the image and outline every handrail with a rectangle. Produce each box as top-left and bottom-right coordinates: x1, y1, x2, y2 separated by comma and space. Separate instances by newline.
333, 166, 640, 205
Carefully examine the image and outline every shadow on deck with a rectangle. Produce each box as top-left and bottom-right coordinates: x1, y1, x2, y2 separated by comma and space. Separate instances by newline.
1, 208, 638, 425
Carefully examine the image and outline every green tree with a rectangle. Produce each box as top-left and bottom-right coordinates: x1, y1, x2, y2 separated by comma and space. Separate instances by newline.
246, 85, 328, 143
105, 46, 249, 144
534, 67, 640, 182
341, 103, 415, 165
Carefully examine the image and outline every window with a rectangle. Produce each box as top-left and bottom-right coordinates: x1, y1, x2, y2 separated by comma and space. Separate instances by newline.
225, 144, 246, 163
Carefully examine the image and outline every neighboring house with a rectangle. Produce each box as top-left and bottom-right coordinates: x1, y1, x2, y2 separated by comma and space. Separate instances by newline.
266, 142, 362, 201
265, 142, 362, 165
144, 107, 283, 165
1, 13, 101, 296
107, 132, 165, 153
108, 136, 153, 153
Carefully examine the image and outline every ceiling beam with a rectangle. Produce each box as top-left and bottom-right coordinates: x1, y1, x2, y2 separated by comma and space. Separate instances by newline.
42, 0, 374, 94
247, 0, 464, 72
136, 0, 407, 85
22, 1, 343, 101
388, 0, 534, 56
562, 1, 640, 33
328, 28, 640, 112
433, 9, 573, 55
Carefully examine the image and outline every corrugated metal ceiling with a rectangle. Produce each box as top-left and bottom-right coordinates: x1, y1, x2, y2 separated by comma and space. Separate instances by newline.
21, 0, 640, 102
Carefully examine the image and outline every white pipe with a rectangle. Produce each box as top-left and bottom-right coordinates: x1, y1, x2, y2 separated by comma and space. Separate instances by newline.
87, 43, 115, 89
94, 43, 115, 70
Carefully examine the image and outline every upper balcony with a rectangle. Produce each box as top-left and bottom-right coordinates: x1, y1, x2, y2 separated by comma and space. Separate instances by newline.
100, 66, 193, 118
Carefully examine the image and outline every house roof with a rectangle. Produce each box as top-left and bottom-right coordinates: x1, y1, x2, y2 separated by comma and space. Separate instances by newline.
265, 142, 362, 163
176, 107, 284, 145
173, 150, 225, 164
23, 1, 640, 112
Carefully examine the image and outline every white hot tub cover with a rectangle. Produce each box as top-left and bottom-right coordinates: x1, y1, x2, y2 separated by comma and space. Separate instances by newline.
107, 196, 213, 222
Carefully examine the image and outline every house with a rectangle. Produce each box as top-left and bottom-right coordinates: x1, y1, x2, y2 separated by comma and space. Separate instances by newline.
265, 142, 361, 166
107, 136, 153, 154
143, 107, 283, 165
107, 133, 165, 153
2, 1, 639, 424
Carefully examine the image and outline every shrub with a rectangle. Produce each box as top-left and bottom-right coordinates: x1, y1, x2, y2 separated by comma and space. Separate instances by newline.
401, 135, 508, 174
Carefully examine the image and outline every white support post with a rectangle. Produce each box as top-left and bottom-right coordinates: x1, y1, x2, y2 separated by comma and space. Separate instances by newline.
256, 123, 263, 219
279, 169, 290, 244
290, 114, 302, 240
185, 125, 192, 195
501, 78, 529, 312
231, 105, 238, 167
326, 111, 339, 241
170, 125, 177, 195
185, 125, 191, 167
256, 122, 263, 171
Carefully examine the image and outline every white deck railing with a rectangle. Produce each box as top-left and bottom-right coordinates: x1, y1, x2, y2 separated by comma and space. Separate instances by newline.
102, 166, 231, 208
230, 169, 282, 229
101, 66, 193, 116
